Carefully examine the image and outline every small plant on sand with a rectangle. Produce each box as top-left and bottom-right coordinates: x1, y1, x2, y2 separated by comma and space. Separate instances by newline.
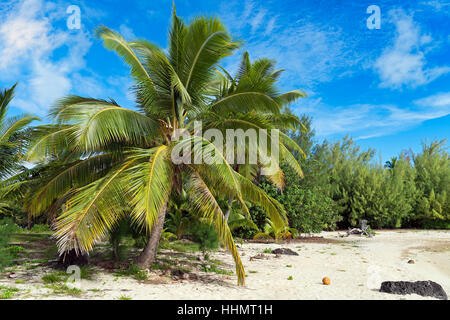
115, 262, 148, 281
286, 264, 292, 268
80, 265, 95, 280
46, 283, 82, 296
42, 271, 67, 284
0, 286, 20, 299
254, 219, 298, 242
190, 222, 220, 259
262, 248, 272, 254
119, 295, 132, 300
201, 263, 233, 275
288, 276, 293, 280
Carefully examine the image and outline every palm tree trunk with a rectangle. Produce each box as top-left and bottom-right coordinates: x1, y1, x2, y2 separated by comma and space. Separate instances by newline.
224, 196, 233, 221
135, 203, 167, 269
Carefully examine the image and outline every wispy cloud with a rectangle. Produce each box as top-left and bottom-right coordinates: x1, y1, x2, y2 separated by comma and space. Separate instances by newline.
220, 0, 359, 90
414, 92, 450, 108
294, 92, 450, 140
374, 9, 450, 89
0, 0, 134, 115
0, 0, 94, 115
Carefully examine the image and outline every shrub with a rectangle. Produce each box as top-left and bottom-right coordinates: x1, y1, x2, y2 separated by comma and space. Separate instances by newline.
189, 221, 219, 257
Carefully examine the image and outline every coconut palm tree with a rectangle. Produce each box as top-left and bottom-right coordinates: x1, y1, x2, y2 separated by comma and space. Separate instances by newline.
0, 84, 39, 214
0, 84, 39, 179
25, 8, 306, 285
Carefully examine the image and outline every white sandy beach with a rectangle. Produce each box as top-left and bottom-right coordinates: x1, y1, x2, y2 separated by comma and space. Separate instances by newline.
2, 230, 449, 300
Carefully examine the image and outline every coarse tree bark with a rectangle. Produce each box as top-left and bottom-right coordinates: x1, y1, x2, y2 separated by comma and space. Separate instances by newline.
135, 202, 168, 269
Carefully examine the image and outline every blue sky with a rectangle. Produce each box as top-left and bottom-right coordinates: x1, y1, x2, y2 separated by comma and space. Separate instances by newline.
0, 0, 449, 162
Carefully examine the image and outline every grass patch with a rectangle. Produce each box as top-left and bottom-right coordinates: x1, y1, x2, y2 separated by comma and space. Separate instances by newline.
201, 263, 233, 275
119, 295, 132, 300
45, 283, 82, 296
262, 248, 272, 254
0, 286, 19, 299
10, 232, 52, 243
159, 240, 201, 253
80, 265, 96, 280
7, 245, 27, 258
42, 271, 68, 284
114, 262, 148, 281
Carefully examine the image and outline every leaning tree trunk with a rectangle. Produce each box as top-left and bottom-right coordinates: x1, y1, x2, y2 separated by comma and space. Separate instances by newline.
135, 204, 167, 269
224, 196, 234, 222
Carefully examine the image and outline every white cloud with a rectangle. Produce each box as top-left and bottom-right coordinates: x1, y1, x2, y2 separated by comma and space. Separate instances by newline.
250, 9, 266, 34
374, 9, 450, 89
220, 0, 357, 89
293, 94, 450, 140
414, 92, 450, 108
119, 24, 136, 40
264, 17, 276, 36
0, 0, 93, 115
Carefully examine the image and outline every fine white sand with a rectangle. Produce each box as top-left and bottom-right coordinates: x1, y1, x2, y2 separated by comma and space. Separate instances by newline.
2, 230, 449, 300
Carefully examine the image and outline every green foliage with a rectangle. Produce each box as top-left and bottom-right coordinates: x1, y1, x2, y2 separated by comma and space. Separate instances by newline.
414, 140, 450, 225
253, 218, 299, 241
201, 263, 233, 275
114, 262, 148, 281
189, 221, 220, 257
30, 224, 51, 233
159, 239, 201, 252
45, 283, 82, 296
0, 218, 17, 269
0, 286, 20, 299
42, 271, 67, 284
310, 137, 419, 228
6, 245, 26, 258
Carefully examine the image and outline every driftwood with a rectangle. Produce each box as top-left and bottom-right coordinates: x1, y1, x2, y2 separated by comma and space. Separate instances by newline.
339, 220, 373, 238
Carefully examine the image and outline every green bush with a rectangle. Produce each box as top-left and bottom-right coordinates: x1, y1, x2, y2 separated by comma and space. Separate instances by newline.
189, 221, 219, 257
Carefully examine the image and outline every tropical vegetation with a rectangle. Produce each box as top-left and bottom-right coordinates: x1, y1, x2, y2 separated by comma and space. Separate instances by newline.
0, 6, 449, 288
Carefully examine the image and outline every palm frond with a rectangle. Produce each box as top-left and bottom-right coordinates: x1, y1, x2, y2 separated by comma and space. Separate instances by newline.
185, 168, 245, 285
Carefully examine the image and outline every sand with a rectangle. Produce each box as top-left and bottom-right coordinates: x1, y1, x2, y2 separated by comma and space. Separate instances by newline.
1, 230, 449, 300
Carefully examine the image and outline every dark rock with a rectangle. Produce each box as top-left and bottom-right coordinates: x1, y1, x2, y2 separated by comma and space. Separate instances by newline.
271, 248, 299, 256
407, 259, 415, 264
380, 281, 447, 300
